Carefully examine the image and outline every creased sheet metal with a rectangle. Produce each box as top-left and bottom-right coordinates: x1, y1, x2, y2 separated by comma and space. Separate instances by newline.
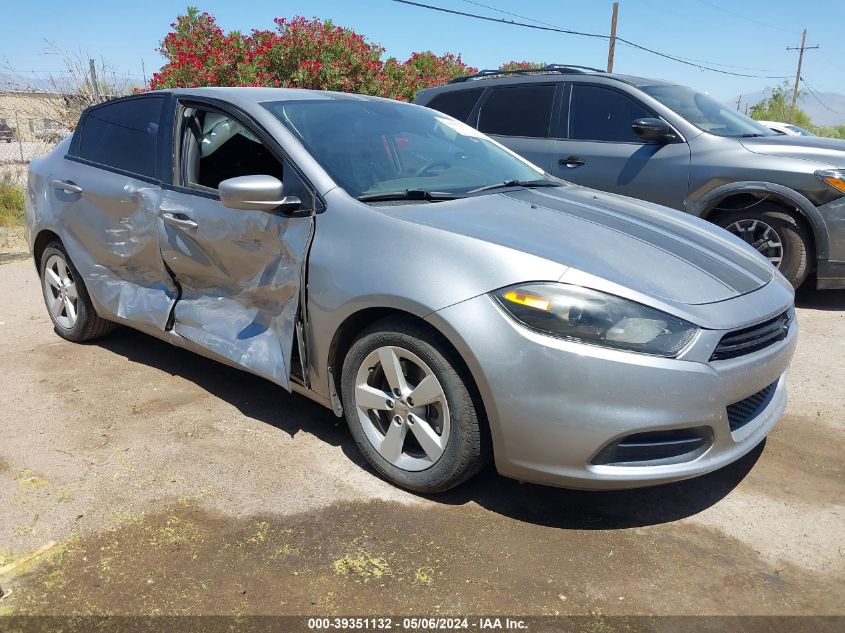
53, 164, 177, 330
39, 153, 309, 392
156, 190, 311, 391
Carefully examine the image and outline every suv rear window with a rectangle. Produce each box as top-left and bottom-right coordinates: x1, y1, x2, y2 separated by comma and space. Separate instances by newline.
568, 85, 651, 142
478, 85, 555, 138
75, 97, 164, 179
425, 88, 484, 122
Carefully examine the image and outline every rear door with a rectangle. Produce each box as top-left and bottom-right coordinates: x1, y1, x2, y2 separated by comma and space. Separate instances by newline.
156, 99, 316, 390
475, 83, 559, 171
55, 95, 177, 329
552, 83, 691, 210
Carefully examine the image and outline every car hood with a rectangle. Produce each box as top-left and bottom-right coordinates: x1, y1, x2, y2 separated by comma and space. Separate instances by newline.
738, 135, 845, 167
396, 186, 774, 306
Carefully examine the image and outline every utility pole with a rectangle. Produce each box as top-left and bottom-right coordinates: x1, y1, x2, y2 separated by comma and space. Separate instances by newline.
787, 29, 818, 122
88, 58, 100, 102
607, 2, 619, 73
736, 94, 742, 111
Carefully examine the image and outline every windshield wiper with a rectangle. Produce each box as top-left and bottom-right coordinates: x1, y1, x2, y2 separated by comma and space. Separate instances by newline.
357, 189, 461, 202
467, 179, 560, 194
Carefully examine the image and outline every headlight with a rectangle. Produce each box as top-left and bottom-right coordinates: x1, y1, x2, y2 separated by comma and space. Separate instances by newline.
816, 169, 845, 194
492, 283, 699, 357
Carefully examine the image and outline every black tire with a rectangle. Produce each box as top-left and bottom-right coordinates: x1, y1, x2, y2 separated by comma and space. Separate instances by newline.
715, 208, 812, 289
341, 318, 490, 493
39, 241, 115, 342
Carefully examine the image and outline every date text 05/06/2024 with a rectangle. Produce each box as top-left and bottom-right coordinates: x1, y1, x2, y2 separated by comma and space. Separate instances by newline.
306, 617, 528, 630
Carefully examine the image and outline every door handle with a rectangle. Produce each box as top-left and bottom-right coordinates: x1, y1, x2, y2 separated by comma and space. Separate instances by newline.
161, 212, 198, 230
50, 179, 83, 194
559, 156, 586, 169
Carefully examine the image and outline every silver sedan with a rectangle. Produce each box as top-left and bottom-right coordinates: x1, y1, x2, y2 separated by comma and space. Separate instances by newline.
26, 88, 796, 492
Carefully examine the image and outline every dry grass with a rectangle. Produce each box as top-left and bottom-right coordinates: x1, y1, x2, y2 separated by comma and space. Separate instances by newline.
0, 169, 25, 228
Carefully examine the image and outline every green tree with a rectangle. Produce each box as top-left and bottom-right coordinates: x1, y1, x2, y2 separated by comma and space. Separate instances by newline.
749, 82, 812, 127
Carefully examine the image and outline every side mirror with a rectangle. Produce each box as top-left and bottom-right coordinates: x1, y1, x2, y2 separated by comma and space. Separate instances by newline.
631, 117, 677, 144
218, 175, 302, 213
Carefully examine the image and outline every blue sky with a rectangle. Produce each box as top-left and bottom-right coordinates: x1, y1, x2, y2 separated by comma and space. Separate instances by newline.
4, 0, 844, 100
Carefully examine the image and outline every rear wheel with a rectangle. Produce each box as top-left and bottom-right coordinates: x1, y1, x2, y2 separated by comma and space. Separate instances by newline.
341, 318, 489, 493
40, 242, 114, 342
715, 208, 811, 289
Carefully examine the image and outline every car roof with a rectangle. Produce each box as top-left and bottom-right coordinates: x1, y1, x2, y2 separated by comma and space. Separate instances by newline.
148, 86, 390, 104
423, 68, 679, 93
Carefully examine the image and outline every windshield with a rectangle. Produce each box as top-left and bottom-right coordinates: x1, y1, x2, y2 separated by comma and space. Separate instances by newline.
263, 98, 551, 199
641, 84, 775, 138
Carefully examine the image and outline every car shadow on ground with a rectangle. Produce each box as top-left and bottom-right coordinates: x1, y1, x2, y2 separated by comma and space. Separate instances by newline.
97, 326, 762, 531
434, 444, 762, 529
796, 282, 845, 310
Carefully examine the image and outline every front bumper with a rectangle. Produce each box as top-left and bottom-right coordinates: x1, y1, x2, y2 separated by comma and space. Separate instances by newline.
427, 290, 797, 490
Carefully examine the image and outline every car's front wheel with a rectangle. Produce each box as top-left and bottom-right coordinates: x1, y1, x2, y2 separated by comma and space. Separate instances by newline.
40, 241, 114, 342
341, 319, 489, 493
716, 208, 812, 289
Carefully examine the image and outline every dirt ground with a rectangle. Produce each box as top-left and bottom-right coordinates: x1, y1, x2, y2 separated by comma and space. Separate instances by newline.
0, 251, 842, 619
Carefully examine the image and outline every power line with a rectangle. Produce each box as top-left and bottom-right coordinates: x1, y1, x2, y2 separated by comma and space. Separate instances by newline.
458, 0, 558, 29
801, 77, 844, 115
460, 0, 787, 73
694, 0, 794, 35
614, 41, 788, 74
391, 0, 792, 79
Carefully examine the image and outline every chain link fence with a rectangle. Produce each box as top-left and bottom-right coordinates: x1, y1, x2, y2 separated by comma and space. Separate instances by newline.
1, 97, 69, 167
0, 119, 64, 166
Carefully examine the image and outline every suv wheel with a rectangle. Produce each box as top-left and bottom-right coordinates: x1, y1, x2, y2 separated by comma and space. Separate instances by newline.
341, 318, 489, 493
40, 241, 115, 342
716, 208, 811, 289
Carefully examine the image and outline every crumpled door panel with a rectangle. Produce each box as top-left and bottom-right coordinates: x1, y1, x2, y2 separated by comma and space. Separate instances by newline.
53, 162, 177, 330
156, 191, 312, 391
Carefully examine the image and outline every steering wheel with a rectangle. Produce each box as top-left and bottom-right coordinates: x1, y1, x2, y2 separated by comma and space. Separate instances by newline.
415, 160, 451, 177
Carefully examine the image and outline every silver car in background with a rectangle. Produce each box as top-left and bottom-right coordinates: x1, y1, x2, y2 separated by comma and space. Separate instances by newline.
26, 88, 796, 493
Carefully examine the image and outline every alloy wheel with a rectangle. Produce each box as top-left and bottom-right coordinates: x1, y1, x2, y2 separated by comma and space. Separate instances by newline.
43, 253, 79, 329
354, 345, 450, 472
725, 219, 784, 268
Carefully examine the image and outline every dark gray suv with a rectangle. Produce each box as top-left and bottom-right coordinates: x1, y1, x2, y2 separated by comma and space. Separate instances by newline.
415, 66, 845, 290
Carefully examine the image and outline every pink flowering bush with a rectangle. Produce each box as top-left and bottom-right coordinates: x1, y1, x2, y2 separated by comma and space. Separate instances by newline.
150, 8, 476, 101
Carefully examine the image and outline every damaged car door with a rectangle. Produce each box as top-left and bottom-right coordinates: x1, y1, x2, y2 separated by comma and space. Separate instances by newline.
156, 100, 315, 390
54, 95, 177, 330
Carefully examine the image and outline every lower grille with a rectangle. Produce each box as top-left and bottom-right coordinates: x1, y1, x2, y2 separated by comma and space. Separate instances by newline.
711, 311, 790, 361
726, 381, 777, 432
591, 427, 712, 467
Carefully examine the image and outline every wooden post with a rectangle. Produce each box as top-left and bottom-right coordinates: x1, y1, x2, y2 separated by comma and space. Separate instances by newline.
89, 58, 100, 102
607, 2, 619, 73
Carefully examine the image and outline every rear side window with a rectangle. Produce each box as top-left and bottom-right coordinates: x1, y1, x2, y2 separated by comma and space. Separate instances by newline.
568, 85, 651, 142
425, 88, 484, 122
478, 85, 555, 138
76, 97, 163, 178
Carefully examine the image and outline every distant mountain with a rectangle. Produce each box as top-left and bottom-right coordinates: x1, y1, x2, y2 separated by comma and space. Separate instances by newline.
726, 89, 845, 127
0, 71, 55, 93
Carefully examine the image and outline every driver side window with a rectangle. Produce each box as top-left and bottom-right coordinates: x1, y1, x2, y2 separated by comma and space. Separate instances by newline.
180, 105, 311, 204
568, 85, 652, 143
